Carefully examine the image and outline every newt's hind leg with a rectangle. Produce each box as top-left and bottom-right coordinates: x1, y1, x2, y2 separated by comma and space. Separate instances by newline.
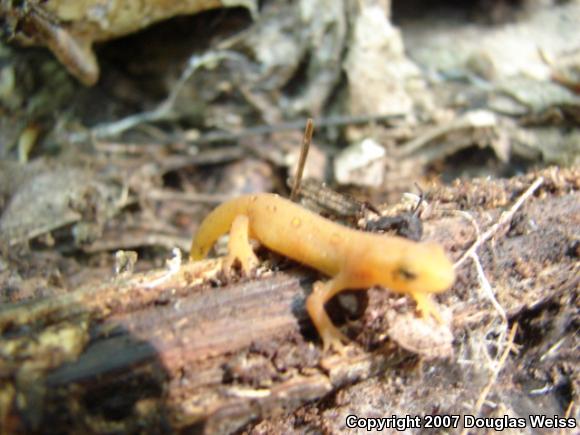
223, 215, 259, 275
306, 276, 351, 353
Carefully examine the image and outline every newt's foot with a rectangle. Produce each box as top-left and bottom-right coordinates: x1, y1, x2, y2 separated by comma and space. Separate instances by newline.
306, 280, 352, 355
224, 214, 259, 276
413, 293, 443, 324
222, 253, 259, 277
321, 326, 350, 355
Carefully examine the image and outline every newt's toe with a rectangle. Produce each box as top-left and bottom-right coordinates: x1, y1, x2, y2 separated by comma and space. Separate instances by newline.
222, 253, 259, 277
321, 328, 350, 355
413, 293, 443, 324
240, 254, 259, 276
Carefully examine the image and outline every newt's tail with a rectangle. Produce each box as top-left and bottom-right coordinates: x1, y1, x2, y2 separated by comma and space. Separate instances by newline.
189, 196, 252, 260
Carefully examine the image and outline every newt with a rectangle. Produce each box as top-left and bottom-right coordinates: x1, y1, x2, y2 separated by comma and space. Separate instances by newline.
190, 193, 455, 352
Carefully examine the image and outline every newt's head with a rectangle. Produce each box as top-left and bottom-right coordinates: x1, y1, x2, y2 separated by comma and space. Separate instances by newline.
389, 241, 455, 294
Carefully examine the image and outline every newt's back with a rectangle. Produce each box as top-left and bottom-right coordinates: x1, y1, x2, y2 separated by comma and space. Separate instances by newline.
245, 194, 348, 275
190, 193, 346, 275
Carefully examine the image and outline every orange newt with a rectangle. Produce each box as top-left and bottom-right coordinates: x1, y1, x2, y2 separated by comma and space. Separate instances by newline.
190, 193, 455, 352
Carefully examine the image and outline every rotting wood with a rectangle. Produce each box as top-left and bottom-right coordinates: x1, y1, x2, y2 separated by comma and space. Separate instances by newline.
0, 167, 578, 434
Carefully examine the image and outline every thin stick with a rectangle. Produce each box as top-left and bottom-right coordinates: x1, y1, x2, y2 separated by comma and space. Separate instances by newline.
454, 176, 544, 269
471, 252, 507, 324
460, 323, 518, 435
476, 323, 517, 409
184, 113, 403, 145
290, 119, 314, 201
78, 51, 247, 141
560, 400, 575, 435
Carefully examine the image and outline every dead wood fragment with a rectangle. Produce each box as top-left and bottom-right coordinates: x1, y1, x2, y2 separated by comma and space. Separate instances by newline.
0, 167, 578, 433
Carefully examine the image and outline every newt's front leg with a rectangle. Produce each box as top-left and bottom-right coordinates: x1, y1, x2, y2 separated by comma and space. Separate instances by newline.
411, 291, 443, 323
306, 275, 351, 353
223, 215, 259, 275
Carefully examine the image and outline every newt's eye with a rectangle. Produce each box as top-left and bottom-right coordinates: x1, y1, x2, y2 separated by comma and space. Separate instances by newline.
396, 267, 417, 281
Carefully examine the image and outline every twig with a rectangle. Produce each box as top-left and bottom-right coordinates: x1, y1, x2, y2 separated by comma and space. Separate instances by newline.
290, 119, 314, 201
411, 182, 425, 215
69, 51, 248, 142
454, 210, 506, 324
90, 111, 404, 150
540, 337, 566, 362
470, 252, 507, 323
460, 323, 518, 435
470, 252, 508, 349
182, 113, 405, 145
454, 176, 544, 269
560, 400, 576, 435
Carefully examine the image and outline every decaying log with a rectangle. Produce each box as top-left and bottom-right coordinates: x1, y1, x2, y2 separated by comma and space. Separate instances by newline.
0, 167, 578, 434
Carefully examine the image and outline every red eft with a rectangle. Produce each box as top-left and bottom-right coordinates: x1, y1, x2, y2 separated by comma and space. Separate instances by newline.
190, 193, 455, 352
